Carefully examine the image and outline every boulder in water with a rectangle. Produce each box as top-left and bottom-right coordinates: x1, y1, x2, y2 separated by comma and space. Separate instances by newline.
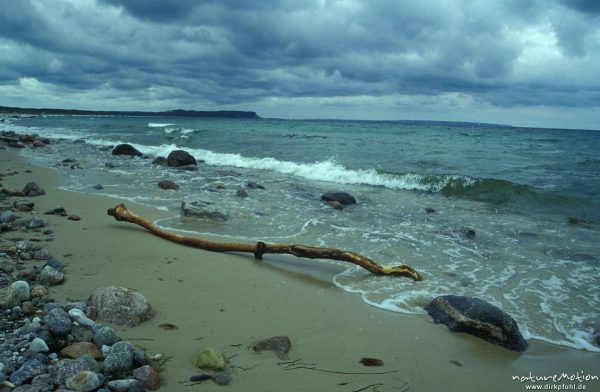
321, 192, 356, 205
112, 144, 142, 157
158, 180, 180, 190
167, 150, 197, 168
425, 295, 528, 352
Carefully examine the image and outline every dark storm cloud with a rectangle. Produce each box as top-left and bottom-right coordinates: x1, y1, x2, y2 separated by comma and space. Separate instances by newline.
0, 0, 598, 126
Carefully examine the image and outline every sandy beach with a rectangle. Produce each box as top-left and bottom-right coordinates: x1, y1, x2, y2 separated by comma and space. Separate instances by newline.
1, 149, 598, 391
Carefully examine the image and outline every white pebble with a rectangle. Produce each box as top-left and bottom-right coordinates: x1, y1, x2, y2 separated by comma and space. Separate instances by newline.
152, 353, 163, 361
68, 308, 96, 328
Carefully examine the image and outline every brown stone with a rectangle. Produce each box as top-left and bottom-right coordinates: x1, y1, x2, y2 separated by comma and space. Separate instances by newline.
133, 365, 161, 390
30, 286, 49, 298
60, 341, 103, 360
68, 215, 81, 221
252, 335, 291, 359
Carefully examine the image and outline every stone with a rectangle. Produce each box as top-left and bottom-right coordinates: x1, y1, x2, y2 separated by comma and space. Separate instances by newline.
29, 338, 49, 353
105, 379, 145, 392
50, 358, 90, 385
30, 286, 49, 298
0, 286, 20, 309
166, 149, 197, 167
0, 210, 16, 223
151, 156, 168, 166
252, 335, 292, 359
246, 181, 265, 189
458, 227, 476, 239
68, 215, 81, 221
104, 341, 134, 377
44, 258, 65, 272
325, 200, 344, 210
213, 371, 233, 386
236, 189, 248, 198
425, 207, 437, 213
32, 248, 51, 260
66, 370, 101, 392
26, 217, 45, 229
60, 342, 103, 360
132, 365, 160, 390
32, 140, 45, 148
88, 286, 153, 327
194, 348, 226, 371
321, 192, 356, 205
44, 206, 67, 216
93, 184, 104, 190
181, 199, 229, 221
38, 266, 65, 286
158, 180, 179, 190
44, 308, 72, 336
425, 295, 528, 352
68, 308, 96, 328
13, 201, 34, 212
77, 354, 102, 373
9, 358, 46, 386
22, 182, 45, 196
112, 144, 142, 157
10, 281, 30, 302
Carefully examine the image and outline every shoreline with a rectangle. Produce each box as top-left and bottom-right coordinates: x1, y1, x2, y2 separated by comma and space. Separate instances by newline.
1, 148, 599, 391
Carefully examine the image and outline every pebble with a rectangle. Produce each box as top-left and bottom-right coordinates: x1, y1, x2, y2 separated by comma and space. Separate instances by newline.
26, 218, 45, 229
104, 341, 134, 377
68, 308, 96, 328
29, 338, 49, 354
93, 326, 119, 348
38, 266, 65, 286
213, 371, 233, 385
105, 378, 145, 392
65, 370, 101, 392
9, 281, 30, 302
132, 365, 160, 390
44, 308, 71, 336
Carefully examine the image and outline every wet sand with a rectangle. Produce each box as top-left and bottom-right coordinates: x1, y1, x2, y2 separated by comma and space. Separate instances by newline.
1, 150, 598, 391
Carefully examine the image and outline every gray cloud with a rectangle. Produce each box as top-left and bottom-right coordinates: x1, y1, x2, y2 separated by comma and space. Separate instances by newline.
0, 0, 598, 128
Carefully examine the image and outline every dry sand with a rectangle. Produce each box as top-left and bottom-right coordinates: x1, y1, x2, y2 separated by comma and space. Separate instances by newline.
1, 150, 598, 391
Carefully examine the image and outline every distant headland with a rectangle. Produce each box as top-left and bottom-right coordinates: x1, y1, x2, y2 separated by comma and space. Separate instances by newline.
0, 105, 261, 119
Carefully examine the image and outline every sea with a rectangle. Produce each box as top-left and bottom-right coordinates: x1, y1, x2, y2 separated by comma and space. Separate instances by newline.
2, 114, 599, 352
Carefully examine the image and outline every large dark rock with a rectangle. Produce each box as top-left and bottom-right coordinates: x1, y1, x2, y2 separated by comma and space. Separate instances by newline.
321, 192, 356, 205
112, 144, 142, 157
151, 157, 168, 166
167, 150, 197, 168
425, 295, 527, 352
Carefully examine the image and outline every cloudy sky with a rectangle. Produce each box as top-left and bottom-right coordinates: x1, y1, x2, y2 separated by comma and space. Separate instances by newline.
1, 0, 599, 129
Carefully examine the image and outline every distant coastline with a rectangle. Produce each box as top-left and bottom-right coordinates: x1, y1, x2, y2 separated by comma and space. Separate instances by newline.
0, 105, 260, 119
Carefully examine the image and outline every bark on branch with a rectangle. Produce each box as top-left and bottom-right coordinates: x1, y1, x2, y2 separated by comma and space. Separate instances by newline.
107, 203, 422, 281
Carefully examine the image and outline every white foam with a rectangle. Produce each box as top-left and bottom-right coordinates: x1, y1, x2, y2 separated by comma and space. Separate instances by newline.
148, 123, 174, 127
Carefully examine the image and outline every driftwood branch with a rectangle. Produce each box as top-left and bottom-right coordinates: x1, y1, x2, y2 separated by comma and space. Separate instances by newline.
107, 203, 422, 281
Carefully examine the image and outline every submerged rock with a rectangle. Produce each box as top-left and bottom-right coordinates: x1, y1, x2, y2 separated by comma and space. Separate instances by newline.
112, 144, 142, 157
425, 295, 527, 352
321, 192, 356, 206
88, 286, 153, 327
181, 199, 229, 221
158, 180, 179, 190
151, 156, 168, 166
